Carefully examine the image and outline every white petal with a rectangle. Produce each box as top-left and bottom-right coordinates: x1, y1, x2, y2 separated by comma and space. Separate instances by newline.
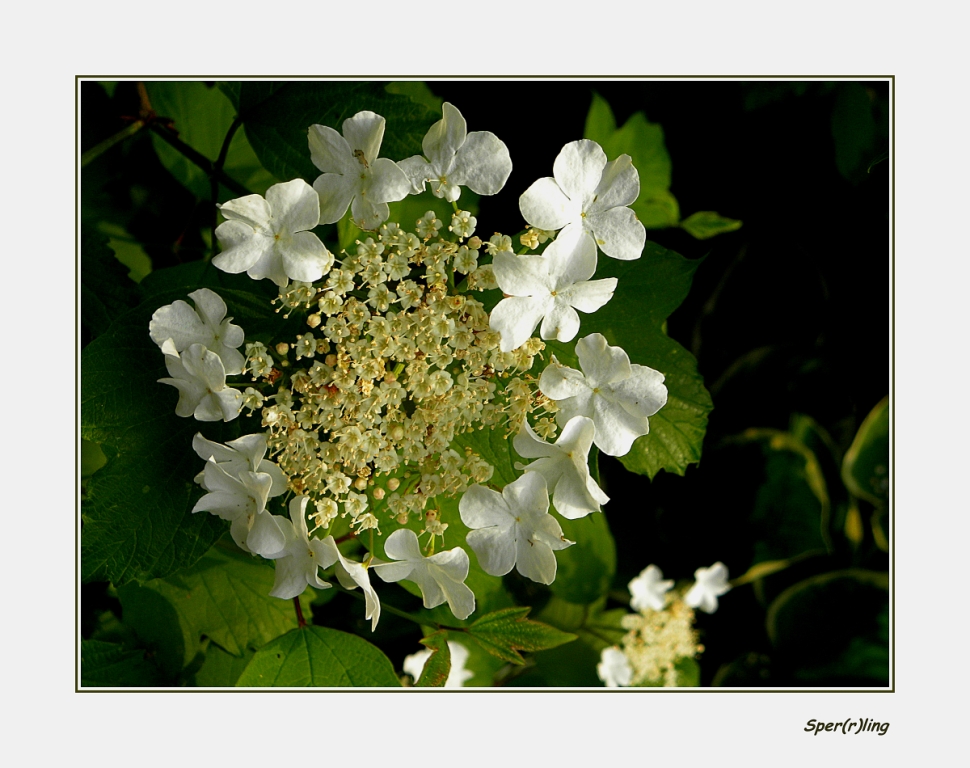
519, 176, 573, 231
561, 277, 617, 314
342, 111, 385, 165
398, 155, 433, 194
459, 485, 512, 529
610, 364, 668, 419
213, 221, 271, 274
422, 102, 466, 166
266, 178, 321, 233
586, 206, 646, 261
466, 526, 516, 577
589, 154, 639, 213
308, 124, 355, 175
281, 231, 333, 283
247, 511, 287, 557
492, 251, 552, 297
539, 300, 581, 342
591, 393, 647, 457
553, 139, 607, 204
149, 299, 208, 350
452, 131, 512, 196
544, 228, 598, 288
514, 534, 558, 585
490, 295, 550, 353
538, 357, 590, 401
575, 333, 633, 387
219, 194, 271, 228
313, 173, 356, 225
368, 157, 412, 205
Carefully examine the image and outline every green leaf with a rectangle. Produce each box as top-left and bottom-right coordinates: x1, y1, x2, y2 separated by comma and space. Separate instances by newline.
193, 643, 255, 687
465, 606, 577, 665
548, 241, 712, 479
842, 396, 889, 505
385, 81, 443, 113
719, 429, 832, 565
585, 94, 679, 229
121, 543, 314, 667
235, 626, 402, 687
236, 82, 435, 184
551, 512, 616, 604
414, 631, 451, 687
680, 210, 743, 240
81, 287, 282, 585
766, 569, 888, 685
96, 221, 153, 283
80, 639, 163, 687
831, 82, 877, 183
81, 228, 143, 341
145, 82, 275, 198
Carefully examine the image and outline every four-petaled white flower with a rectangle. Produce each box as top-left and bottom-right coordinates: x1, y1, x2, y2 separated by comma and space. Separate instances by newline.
150, 288, 246, 375
398, 102, 512, 203
539, 333, 667, 457
214, 179, 334, 287
403, 640, 474, 688
191, 458, 287, 557
191, 433, 288, 496
489, 229, 617, 352
309, 111, 411, 231
374, 529, 475, 620
158, 340, 243, 422
628, 564, 674, 612
519, 138, 645, 261
264, 496, 333, 599
684, 561, 731, 614
317, 535, 381, 631
512, 416, 609, 519
597, 646, 633, 687
459, 472, 574, 585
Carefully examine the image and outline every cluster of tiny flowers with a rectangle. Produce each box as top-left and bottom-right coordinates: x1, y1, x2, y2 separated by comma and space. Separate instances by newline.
149, 101, 671, 631
597, 563, 731, 687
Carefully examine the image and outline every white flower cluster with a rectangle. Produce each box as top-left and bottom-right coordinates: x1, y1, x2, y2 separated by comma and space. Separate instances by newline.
597, 562, 731, 688
149, 101, 671, 632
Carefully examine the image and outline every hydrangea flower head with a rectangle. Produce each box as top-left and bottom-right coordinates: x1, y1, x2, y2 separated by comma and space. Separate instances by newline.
628, 564, 673, 612
539, 333, 667, 457
512, 415, 609, 519
684, 561, 731, 614
214, 179, 334, 287
309, 111, 411, 231
459, 472, 574, 585
519, 139, 646, 261
399, 102, 512, 203
489, 230, 617, 352
150, 288, 245, 375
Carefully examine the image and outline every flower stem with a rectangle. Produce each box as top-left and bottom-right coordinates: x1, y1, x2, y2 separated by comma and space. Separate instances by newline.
293, 596, 307, 628
81, 120, 145, 167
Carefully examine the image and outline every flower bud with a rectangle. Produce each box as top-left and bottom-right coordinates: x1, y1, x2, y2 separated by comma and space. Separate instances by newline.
307, 313, 322, 328
275, 342, 289, 355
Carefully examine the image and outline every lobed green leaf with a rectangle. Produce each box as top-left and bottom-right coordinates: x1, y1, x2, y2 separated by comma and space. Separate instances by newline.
465, 606, 577, 665
235, 626, 402, 687
414, 631, 452, 687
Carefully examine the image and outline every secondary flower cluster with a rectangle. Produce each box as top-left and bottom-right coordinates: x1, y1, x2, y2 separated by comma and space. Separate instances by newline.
149, 101, 670, 631
597, 562, 731, 687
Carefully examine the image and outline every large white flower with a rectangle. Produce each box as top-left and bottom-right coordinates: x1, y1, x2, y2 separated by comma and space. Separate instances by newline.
684, 561, 731, 614
519, 139, 645, 261
191, 458, 287, 557
374, 529, 475, 620
214, 179, 333, 287
628, 564, 673, 612
191, 433, 287, 496
489, 230, 617, 352
459, 472, 574, 585
309, 111, 411, 231
149, 288, 245, 375
403, 640, 474, 688
264, 496, 333, 599
398, 102, 512, 203
158, 340, 243, 422
538, 333, 667, 457
597, 647, 633, 687
512, 416, 609, 519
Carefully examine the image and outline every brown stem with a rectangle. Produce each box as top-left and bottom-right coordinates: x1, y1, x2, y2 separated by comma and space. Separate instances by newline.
293, 597, 307, 628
